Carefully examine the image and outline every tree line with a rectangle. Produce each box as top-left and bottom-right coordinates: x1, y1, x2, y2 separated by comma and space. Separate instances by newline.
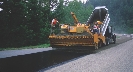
0, 0, 93, 48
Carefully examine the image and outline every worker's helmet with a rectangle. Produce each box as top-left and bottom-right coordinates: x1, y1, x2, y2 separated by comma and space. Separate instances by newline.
97, 21, 100, 23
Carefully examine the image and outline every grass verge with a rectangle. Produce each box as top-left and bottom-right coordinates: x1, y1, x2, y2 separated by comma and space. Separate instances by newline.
0, 44, 50, 51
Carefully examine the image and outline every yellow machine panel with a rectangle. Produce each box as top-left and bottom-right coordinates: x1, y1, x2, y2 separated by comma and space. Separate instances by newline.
76, 27, 84, 33
61, 25, 68, 29
68, 26, 77, 32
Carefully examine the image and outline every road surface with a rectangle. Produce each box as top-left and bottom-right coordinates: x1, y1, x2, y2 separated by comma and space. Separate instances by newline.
0, 48, 52, 58
45, 38, 133, 72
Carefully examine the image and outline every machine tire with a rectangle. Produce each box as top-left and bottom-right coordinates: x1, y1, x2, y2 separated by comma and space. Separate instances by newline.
98, 39, 103, 48
113, 38, 116, 44
113, 40, 116, 44
98, 42, 102, 48
106, 38, 110, 46
94, 42, 98, 49
113, 34, 116, 44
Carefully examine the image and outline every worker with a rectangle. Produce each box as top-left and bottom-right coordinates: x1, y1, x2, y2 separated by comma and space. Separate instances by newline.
51, 18, 59, 34
93, 22, 99, 34
93, 24, 98, 33
51, 18, 59, 27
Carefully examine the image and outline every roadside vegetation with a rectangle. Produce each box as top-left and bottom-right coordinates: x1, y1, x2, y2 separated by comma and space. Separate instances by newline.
0, 0, 133, 49
0, 44, 50, 51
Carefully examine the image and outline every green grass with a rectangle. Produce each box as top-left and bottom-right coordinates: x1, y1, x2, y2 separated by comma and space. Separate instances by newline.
0, 44, 50, 51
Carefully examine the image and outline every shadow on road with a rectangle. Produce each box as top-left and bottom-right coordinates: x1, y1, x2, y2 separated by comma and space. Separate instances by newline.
0, 48, 94, 72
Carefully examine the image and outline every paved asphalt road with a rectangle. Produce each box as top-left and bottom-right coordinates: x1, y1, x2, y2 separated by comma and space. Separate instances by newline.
0, 48, 52, 58
45, 39, 133, 72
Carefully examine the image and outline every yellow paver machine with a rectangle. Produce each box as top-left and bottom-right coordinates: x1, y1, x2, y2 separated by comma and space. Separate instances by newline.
49, 6, 116, 49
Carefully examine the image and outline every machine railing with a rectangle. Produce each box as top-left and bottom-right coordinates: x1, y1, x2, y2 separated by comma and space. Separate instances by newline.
101, 14, 110, 36
86, 6, 110, 36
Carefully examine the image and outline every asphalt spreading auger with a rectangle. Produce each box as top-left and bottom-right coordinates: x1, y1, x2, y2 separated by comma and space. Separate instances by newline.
49, 6, 116, 49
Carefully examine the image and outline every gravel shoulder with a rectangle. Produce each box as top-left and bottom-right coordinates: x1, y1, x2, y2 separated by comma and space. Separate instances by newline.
45, 36, 133, 72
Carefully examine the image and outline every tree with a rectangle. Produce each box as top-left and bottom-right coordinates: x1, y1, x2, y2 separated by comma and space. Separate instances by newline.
62, 0, 93, 24
0, 0, 94, 48
0, 0, 51, 47
89, 0, 133, 33
0, 0, 29, 47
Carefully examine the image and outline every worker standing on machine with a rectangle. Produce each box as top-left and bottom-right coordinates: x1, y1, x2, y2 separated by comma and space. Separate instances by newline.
93, 22, 99, 34
51, 18, 59, 34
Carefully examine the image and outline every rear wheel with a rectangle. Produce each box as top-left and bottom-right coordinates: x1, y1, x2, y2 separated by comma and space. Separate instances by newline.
94, 42, 98, 49
113, 39, 116, 44
113, 34, 116, 44
106, 38, 110, 46
98, 40, 103, 48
